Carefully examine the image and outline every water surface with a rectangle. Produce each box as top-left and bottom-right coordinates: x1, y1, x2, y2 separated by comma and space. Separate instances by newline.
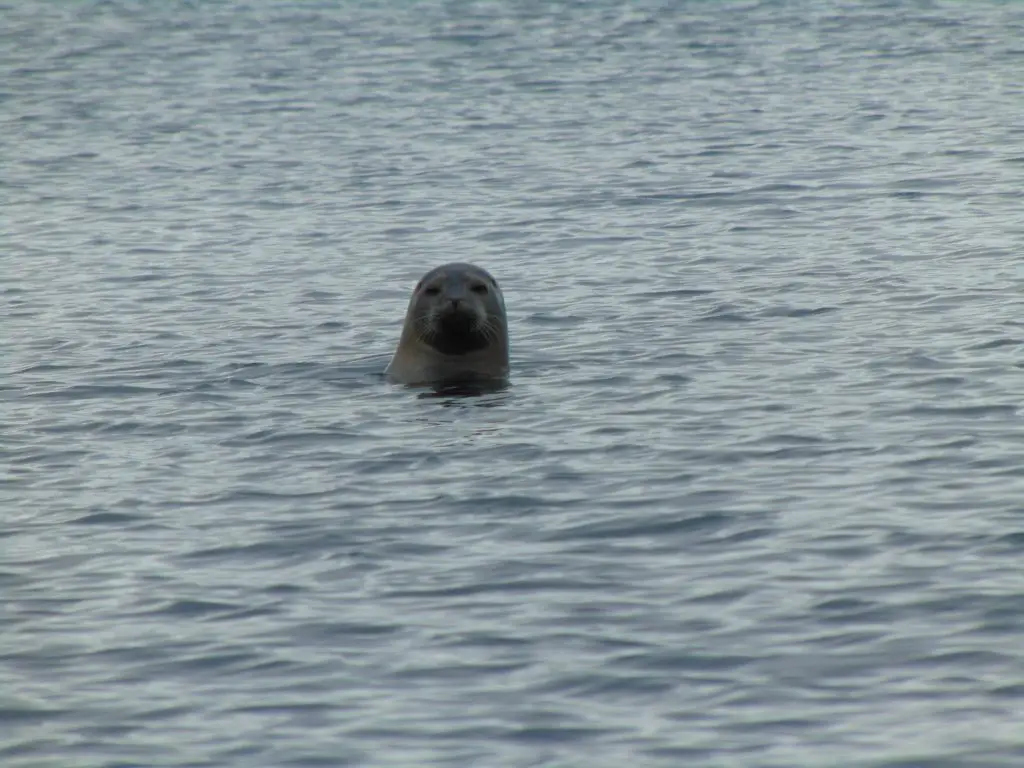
4, 1, 1024, 765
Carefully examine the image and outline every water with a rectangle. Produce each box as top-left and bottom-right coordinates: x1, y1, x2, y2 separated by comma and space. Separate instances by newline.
4, 0, 1024, 765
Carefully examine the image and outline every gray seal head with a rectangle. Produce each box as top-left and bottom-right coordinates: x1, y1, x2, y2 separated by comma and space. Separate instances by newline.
385, 262, 510, 387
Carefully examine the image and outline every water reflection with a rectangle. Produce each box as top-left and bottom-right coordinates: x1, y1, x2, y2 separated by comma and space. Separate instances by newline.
416, 377, 510, 404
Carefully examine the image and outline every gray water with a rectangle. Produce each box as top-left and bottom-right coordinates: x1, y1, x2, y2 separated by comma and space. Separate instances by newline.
4, 1, 1024, 765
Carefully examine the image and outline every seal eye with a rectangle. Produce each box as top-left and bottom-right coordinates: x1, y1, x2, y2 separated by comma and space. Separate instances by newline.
470, 284, 488, 295
424, 286, 441, 296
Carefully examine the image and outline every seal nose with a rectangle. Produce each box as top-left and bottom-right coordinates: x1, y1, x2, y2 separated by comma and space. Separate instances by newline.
449, 298, 462, 310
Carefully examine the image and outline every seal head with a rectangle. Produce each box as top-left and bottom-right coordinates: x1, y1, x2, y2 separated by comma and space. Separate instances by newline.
385, 262, 509, 386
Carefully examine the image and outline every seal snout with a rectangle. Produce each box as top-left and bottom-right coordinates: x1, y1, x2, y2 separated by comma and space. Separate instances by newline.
437, 307, 477, 336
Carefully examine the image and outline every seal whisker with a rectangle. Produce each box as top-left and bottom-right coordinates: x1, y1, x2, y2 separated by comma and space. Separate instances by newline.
480, 318, 502, 343
413, 312, 435, 334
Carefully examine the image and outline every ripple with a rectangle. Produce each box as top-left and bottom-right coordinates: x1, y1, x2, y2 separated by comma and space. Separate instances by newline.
5, 1, 1024, 766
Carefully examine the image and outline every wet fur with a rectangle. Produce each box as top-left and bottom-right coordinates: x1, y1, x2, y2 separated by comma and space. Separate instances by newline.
385, 263, 510, 386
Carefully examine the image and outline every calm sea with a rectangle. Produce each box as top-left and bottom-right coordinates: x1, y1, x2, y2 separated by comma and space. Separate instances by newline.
4, 1, 1024, 765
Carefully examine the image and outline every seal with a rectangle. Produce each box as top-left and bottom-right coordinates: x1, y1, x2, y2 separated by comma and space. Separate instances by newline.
385, 262, 510, 386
